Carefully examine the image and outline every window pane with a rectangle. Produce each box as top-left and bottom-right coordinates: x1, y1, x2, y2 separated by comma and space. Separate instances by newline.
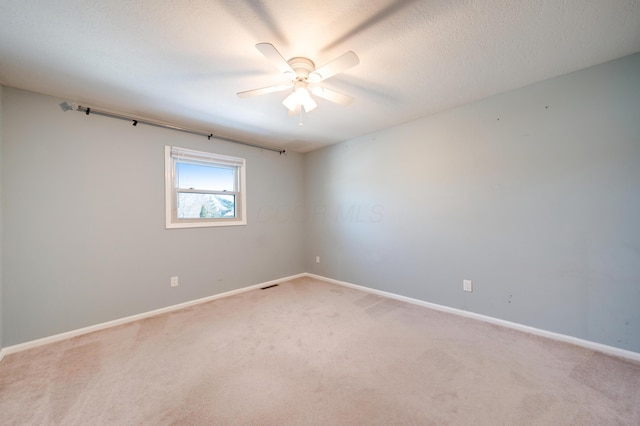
176, 162, 235, 191
166, 146, 246, 228
177, 193, 236, 219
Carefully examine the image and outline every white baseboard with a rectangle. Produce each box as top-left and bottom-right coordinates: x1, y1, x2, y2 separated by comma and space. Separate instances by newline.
305, 273, 640, 363
0, 273, 306, 358
2, 272, 638, 363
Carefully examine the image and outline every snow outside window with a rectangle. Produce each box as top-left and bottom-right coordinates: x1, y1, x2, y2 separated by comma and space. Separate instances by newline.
165, 146, 246, 228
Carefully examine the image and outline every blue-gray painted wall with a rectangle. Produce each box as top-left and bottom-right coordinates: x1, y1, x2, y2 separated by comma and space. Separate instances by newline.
0, 85, 4, 352
2, 54, 639, 353
1, 87, 306, 346
305, 53, 640, 352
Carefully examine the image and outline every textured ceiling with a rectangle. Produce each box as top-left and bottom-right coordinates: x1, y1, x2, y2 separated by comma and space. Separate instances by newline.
1, 0, 639, 152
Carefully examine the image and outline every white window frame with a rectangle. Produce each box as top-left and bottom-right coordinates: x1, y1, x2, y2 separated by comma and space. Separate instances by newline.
165, 146, 247, 228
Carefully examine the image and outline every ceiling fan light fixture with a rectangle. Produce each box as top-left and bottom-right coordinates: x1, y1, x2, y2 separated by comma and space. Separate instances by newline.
282, 84, 317, 113
241, 43, 359, 117
282, 91, 299, 112
297, 86, 317, 112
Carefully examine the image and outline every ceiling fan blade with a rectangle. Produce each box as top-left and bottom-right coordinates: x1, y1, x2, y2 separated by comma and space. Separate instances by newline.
311, 86, 354, 105
237, 83, 292, 98
309, 51, 359, 82
256, 43, 294, 75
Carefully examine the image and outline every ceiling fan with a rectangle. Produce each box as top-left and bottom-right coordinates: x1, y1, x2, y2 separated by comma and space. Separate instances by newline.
237, 43, 359, 115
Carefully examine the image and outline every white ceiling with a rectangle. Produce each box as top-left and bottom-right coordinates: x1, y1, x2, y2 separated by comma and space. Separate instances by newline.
1, 1, 639, 152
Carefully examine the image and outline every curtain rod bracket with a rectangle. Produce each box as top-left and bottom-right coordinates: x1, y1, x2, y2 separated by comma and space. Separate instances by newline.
85, 107, 91, 115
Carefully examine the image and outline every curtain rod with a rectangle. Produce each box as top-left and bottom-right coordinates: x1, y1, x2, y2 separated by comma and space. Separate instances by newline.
60, 102, 286, 155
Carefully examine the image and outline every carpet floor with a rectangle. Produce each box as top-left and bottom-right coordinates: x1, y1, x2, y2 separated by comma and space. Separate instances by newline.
1, 276, 639, 425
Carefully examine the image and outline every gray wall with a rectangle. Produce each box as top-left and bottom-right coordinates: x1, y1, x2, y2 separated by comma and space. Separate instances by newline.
1, 87, 306, 346
0, 84, 4, 351
305, 53, 640, 352
3, 54, 639, 353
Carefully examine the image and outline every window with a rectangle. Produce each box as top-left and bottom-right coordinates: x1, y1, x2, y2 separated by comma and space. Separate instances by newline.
165, 146, 246, 228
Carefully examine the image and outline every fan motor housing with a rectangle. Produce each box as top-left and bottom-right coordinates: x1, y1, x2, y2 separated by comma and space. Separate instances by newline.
287, 57, 315, 79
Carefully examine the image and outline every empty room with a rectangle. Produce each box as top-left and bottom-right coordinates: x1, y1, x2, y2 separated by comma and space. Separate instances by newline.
1, 1, 640, 424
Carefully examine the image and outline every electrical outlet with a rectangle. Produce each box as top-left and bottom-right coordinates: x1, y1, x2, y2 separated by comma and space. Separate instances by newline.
463, 280, 473, 292
171, 276, 179, 287
316, 256, 320, 263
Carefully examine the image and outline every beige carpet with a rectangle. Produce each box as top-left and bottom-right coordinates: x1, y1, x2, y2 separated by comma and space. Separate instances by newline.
1, 276, 639, 425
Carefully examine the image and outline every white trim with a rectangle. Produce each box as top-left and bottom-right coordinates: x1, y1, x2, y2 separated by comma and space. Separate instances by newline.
2, 272, 638, 363
170, 146, 244, 167
164, 145, 247, 229
1, 273, 306, 358
305, 273, 640, 363
164, 145, 174, 227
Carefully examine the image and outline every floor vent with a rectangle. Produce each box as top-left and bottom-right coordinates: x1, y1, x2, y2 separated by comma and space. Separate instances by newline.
260, 284, 279, 290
